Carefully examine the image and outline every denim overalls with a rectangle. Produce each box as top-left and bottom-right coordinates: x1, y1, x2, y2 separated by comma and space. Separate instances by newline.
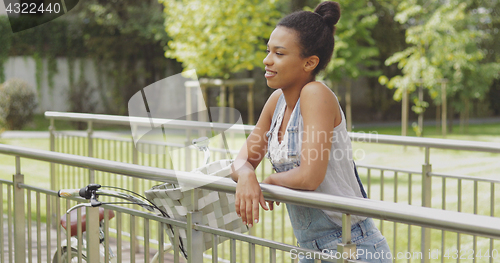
266, 94, 392, 263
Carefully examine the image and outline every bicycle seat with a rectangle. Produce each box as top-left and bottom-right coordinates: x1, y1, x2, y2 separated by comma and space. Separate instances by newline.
60, 207, 115, 236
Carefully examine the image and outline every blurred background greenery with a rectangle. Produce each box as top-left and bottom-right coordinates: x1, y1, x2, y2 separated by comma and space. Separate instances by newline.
0, 0, 499, 135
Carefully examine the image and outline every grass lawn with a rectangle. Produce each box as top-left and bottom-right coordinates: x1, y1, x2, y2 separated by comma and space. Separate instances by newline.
353, 121, 500, 139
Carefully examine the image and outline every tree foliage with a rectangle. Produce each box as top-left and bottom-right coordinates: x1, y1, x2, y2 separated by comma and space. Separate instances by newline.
160, 0, 281, 79
379, 0, 500, 116
75, 0, 174, 114
0, 79, 38, 130
0, 1, 175, 115
320, 0, 380, 81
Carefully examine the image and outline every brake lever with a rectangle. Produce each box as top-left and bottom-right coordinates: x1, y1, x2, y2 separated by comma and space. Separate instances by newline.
65, 191, 102, 214
90, 191, 101, 207
66, 203, 92, 214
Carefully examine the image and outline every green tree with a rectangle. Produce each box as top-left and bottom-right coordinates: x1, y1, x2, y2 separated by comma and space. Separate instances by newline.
74, 0, 176, 114
160, 0, 281, 79
380, 0, 500, 130
322, 0, 380, 80
0, 17, 12, 84
1, 1, 175, 115
314, 0, 380, 130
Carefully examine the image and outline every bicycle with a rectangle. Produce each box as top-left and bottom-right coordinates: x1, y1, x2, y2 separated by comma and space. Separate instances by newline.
53, 137, 247, 263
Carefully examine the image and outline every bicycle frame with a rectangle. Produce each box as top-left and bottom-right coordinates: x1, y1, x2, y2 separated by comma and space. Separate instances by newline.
56, 187, 172, 263
55, 136, 210, 262
57, 218, 116, 263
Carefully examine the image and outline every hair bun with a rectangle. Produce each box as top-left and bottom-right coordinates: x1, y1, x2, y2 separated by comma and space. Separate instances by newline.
314, 1, 341, 30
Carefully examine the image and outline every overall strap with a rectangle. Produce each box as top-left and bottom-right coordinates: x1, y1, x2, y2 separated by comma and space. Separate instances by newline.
286, 98, 301, 158
266, 94, 286, 161
353, 162, 368, 198
266, 94, 286, 138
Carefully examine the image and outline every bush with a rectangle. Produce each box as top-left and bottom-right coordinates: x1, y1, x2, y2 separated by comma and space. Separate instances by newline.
0, 79, 38, 130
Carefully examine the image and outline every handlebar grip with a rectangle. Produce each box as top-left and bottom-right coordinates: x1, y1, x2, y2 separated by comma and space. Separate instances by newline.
58, 189, 81, 198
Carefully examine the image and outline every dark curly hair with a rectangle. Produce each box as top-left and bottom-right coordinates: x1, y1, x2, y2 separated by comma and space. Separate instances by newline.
277, 1, 341, 76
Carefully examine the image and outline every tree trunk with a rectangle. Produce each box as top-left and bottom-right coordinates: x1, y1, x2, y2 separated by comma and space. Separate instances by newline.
402, 88, 409, 136
465, 98, 470, 133
345, 80, 352, 132
448, 103, 453, 134
418, 85, 424, 137
436, 104, 441, 132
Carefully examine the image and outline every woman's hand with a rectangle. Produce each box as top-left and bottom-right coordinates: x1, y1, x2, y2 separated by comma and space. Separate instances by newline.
234, 169, 268, 227
231, 90, 283, 227
261, 176, 280, 210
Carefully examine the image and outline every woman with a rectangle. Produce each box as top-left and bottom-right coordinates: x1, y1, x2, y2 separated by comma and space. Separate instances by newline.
230, 1, 391, 262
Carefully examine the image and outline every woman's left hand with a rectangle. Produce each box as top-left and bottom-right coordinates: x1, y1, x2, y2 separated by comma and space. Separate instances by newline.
262, 176, 280, 210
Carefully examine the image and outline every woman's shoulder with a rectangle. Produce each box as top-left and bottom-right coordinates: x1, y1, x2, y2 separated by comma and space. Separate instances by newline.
255, 89, 283, 125
268, 89, 284, 104
262, 89, 283, 113
299, 81, 342, 126
300, 81, 338, 105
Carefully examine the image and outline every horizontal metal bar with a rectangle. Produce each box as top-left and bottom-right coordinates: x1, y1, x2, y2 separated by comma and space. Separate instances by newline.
100, 204, 187, 228
257, 184, 500, 239
45, 111, 500, 153
349, 132, 500, 153
56, 131, 132, 142
45, 111, 254, 133
18, 183, 58, 196
356, 164, 421, 175
0, 179, 14, 185
186, 78, 255, 87
2, 144, 500, 239
55, 131, 239, 155
18, 184, 187, 228
429, 172, 500, 184
194, 224, 336, 262
195, 224, 297, 252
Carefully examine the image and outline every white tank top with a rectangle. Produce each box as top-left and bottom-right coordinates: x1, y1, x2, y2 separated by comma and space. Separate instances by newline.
267, 95, 366, 226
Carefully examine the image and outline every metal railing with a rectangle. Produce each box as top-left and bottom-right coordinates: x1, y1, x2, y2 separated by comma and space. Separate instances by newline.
39, 111, 500, 263
1, 143, 500, 263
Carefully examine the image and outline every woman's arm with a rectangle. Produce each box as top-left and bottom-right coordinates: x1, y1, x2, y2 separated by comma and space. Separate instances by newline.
232, 89, 282, 227
262, 82, 341, 190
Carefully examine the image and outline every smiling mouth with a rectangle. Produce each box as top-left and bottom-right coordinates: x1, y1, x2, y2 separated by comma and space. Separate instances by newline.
265, 70, 277, 77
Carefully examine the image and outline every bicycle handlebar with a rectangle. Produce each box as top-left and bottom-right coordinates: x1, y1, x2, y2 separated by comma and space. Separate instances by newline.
57, 184, 156, 213
57, 184, 102, 199
57, 188, 83, 198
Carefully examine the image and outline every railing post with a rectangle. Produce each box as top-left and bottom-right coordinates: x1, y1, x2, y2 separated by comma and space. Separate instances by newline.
337, 214, 356, 263
132, 132, 139, 191
129, 125, 142, 253
421, 147, 432, 263
184, 135, 192, 172
13, 156, 26, 263
87, 121, 95, 184
49, 118, 56, 190
86, 207, 100, 263
187, 190, 203, 263
187, 211, 203, 263
49, 118, 58, 228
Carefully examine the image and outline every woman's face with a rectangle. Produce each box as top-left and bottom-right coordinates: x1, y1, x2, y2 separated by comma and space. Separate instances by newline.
263, 26, 311, 90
